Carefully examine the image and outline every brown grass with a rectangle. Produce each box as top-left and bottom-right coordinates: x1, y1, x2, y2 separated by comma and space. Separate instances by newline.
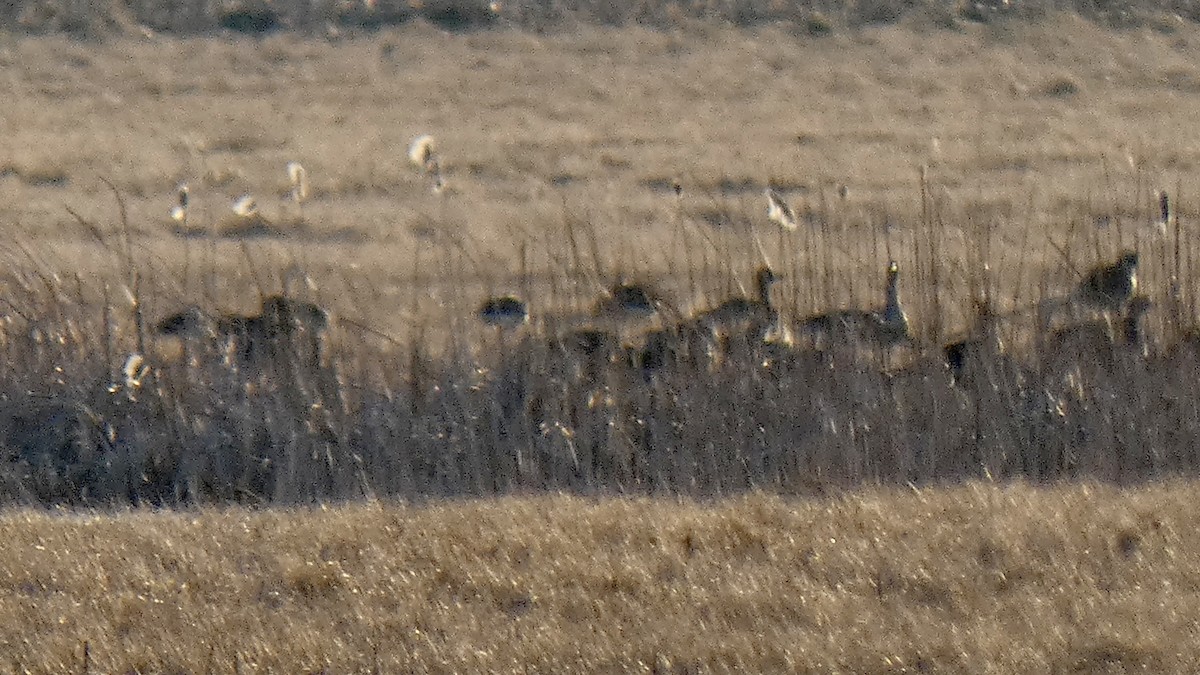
0, 482, 1196, 672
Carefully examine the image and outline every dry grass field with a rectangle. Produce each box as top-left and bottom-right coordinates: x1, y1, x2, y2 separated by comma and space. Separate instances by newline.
4, 6, 1200, 669
3, 483, 1200, 673
5, 12, 1200, 325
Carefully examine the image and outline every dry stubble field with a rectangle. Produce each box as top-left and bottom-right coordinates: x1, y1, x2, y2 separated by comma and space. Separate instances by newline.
5, 12, 1200, 672
9, 484, 1200, 673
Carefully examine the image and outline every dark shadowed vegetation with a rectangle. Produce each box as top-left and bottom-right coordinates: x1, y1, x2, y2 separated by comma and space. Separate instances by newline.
4, 0, 1200, 37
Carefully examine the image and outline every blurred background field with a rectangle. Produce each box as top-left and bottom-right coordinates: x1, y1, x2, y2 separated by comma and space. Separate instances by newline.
4, 9, 1200, 339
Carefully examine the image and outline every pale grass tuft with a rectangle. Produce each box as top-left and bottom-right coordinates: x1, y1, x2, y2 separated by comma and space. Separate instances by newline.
408, 134, 437, 170
286, 161, 309, 203
1155, 188, 1170, 232
169, 182, 189, 223
122, 353, 148, 389
232, 194, 258, 217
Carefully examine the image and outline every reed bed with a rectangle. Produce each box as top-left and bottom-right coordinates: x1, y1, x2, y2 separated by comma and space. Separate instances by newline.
0, 172, 1189, 508
0, 18, 1198, 506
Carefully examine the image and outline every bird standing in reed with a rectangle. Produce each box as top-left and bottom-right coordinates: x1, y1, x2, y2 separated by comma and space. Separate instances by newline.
697, 266, 779, 340
800, 260, 910, 350
155, 295, 330, 374
1073, 251, 1138, 313
1044, 294, 1151, 383
479, 296, 528, 329
593, 281, 660, 322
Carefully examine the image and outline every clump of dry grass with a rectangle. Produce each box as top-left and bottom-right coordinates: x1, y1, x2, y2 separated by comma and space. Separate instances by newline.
0, 482, 1198, 671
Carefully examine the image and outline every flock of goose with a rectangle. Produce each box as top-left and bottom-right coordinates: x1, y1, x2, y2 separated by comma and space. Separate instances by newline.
473, 248, 1150, 389
154, 295, 329, 375
153, 144, 1152, 392
146, 250, 1146, 391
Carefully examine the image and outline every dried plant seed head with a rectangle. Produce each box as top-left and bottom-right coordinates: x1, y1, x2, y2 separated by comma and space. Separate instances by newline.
765, 188, 798, 231
408, 134, 437, 170
232, 194, 258, 217
287, 161, 309, 203
123, 353, 149, 388
121, 284, 139, 309
171, 183, 189, 222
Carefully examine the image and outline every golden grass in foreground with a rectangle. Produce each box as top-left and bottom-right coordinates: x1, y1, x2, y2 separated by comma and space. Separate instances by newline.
2, 482, 1198, 673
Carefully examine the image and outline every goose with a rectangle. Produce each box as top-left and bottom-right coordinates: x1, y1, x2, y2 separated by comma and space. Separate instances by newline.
942, 300, 1023, 389
697, 266, 778, 338
479, 296, 528, 329
593, 281, 659, 321
1044, 294, 1151, 380
800, 260, 910, 350
1073, 251, 1138, 313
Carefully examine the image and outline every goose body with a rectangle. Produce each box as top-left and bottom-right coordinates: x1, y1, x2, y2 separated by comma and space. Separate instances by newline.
479, 296, 529, 328
801, 261, 909, 348
1074, 251, 1138, 312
